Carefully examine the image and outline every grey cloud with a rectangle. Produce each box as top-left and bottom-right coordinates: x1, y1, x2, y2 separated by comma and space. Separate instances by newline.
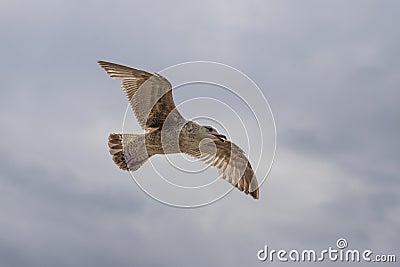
0, 0, 399, 266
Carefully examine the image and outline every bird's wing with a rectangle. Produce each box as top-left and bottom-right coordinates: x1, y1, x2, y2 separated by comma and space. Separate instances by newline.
183, 139, 259, 199
98, 61, 184, 131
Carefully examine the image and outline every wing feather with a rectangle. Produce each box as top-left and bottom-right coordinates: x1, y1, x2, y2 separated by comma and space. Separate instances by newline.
184, 139, 259, 199
98, 61, 184, 130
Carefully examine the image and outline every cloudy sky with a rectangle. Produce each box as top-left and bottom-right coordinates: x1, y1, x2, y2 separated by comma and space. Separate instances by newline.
0, 0, 399, 266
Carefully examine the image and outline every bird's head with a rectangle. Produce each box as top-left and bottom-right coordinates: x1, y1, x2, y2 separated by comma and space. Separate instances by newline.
200, 125, 227, 142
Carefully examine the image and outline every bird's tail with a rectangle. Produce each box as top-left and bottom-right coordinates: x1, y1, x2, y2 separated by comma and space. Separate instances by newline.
108, 133, 150, 171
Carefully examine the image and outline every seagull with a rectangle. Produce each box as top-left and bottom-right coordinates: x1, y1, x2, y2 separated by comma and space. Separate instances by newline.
98, 61, 259, 199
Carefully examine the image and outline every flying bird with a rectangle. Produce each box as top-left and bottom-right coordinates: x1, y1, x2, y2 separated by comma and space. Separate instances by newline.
98, 61, 259, 199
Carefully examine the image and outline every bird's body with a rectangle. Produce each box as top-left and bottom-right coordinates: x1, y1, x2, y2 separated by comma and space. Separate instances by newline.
99, 61, 259, 199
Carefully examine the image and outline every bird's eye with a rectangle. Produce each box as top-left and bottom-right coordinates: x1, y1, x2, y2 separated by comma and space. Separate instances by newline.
205, 126, 213, 132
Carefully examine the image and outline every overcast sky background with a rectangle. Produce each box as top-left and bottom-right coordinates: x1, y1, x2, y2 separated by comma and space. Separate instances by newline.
0, 0, 399, 266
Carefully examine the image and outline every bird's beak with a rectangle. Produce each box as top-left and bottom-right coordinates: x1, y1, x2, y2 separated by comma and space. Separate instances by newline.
212, 134, 227, 142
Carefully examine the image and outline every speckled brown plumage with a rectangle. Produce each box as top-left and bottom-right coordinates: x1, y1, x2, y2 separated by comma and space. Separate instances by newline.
99, 60, 259, 199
